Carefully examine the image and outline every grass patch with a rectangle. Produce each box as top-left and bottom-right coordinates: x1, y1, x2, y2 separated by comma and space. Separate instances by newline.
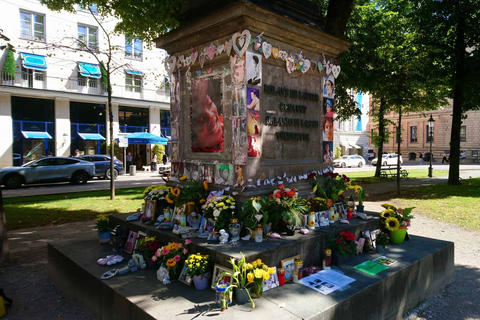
4, 188, 145, 230
346, 169, 449, 185
391, 177, 480, 231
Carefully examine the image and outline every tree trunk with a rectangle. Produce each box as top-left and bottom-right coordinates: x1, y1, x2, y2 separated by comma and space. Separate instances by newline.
0, 188, 9, 264
374, 98, 386, 178
325, 0, 355, 38
108, 75, 115, 199
396, 106, 402, 196
448, 0, 465, 186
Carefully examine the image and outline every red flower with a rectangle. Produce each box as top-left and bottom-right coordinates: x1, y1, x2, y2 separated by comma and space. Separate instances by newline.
287, 190, 295, 197
278, 184, 285, 189
275, 192, 281, 198
269, 193, 273, 198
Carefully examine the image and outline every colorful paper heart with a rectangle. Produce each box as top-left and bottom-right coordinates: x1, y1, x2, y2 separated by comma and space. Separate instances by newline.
272, 47, 279, 58
199, 48, 206, 68
206, 44, 216, 60
217, 44, 225, 55
301, 59, 311, 73
184, 55, 191, 67
332, 65, 341, 78
196, 70, 202, 76
325, 61, 333, 75
278, 51, 288, 61
190, 50, 198, 64
317, 61, 323, 72
164, 55, 176, 76
224, 68, 230, 75
225, 40, 233, 56
207, 68, 212, 73
232, 29, 251, 57
286, 56, 296, 74
262, 42, 272, 59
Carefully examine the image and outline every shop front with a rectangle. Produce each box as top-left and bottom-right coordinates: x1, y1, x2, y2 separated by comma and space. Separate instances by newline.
119, 106, 149, 169
70, 102, 106, 156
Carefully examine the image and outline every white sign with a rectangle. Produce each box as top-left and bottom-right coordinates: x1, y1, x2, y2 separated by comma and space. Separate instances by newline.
119, 136, 128, 148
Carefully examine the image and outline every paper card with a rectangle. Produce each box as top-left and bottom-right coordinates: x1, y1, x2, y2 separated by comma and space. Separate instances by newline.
372, 256, 398, 267
354, 260, 389, 276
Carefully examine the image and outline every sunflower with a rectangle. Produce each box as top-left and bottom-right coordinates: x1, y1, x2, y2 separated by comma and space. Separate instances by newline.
381, 209, 395, 219
381, 203, 397, 210
179, 175, 187, 181
203, 180, 209, 190
166, 194, 174, 204
172, 188, 181, 197
166, 259, 176, 267
385, 217, 400, 232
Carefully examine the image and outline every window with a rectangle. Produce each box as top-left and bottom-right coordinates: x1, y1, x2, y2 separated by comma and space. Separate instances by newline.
21, 67, 45, 87
77, 74, 99, 88
125, 37, 143, 60
77, 3, 98, 13
78, 24, 98, 50
20, 10, 45, 41
410, 126, 417, 143
460, 126, 466, 142
125, 74, 142, 92
426, 125, 434, 142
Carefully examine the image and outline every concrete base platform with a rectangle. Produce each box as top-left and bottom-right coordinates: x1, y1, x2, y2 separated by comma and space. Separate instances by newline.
48, 234, 453, 320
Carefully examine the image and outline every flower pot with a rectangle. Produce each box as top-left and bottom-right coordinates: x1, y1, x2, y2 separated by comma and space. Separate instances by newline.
356, 205, 364, 213
390, 228, 407, 244
98, 231, 111, 244
192, 273, 210, 290
376, 246, 386, 254
144, 256, 157, 269
235, 288, 250, 305
332, 253, 355, 266
249, 280, 263, 298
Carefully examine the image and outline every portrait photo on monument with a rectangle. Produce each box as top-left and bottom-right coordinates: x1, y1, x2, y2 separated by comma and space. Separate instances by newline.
215, 164, 235, 185
323, 141, 334, 163
191, 77, 224, 152
323, 75, 335, 99
323, 98, 334, 117
323, 116, 334, 142
247, 112, 261, 135
248, 135, 261, 158
247, 87, 260, 111
246, 51, 262, 86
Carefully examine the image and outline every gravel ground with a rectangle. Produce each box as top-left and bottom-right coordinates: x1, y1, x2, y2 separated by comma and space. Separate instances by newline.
1, 203, 479, 320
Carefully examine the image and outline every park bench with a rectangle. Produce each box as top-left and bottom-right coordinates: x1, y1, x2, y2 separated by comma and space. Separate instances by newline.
380, 167, 409, 180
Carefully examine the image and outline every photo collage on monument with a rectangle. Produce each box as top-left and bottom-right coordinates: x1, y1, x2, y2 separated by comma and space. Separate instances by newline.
322, 75, 335, 163
231, 54, 248, 165
246, 51, 262, 158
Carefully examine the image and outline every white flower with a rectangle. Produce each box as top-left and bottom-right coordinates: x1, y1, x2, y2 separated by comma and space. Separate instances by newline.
213, 209, 220, 218
230, 206, 235, 209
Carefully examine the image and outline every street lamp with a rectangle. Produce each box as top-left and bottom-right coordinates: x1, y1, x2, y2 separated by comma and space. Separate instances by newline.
428, 115, 435, 178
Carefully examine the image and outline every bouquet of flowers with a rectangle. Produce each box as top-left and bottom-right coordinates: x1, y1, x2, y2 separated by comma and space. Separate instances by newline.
144, 188, 174, 209
329, 231, 357, 256
143, 185, 169, 197
202, 195, 236, 231
376, 231, 390, 248
266, 184, 309, 229
241, 196, 269, 230
306, 197, 328, 212
246, 258, 275, 299
380, 203, 415, 232
94, 215, 110, 233
152, 239, 190, 278
136, 236, 161, 260
185, 253, 210, 277
166, 177, 209, 209
312, 171, 351, 203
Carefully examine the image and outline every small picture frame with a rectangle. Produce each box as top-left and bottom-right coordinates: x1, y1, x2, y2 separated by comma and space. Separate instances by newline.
134, 231, 147, 252
263, 266, 279, 291
334, 202, 347, 219
281, 255, 300, 283
144, 200, 157, 220
178, 255, 193, 286
124, 231, 137, 254
211, 263, 233, 290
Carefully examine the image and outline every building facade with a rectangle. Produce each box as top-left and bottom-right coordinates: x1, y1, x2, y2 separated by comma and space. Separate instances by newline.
367, 105, 480, 163
0, 1, 170, 168
334, 91, 372, 160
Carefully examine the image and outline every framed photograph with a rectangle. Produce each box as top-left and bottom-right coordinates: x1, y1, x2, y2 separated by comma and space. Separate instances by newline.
315, 211, 327, 225
247, 87, 260, 111
211, 263, 233, 290
281, 255, 300, 283
334, 203, 347, 219
144, 200, 157, 220
124, 231, 137, 254
247, 112, 261, 135
246, 51, 262, 86
263, 266, 279, 291
134, 231, 147, 252
178, 255, 193, 285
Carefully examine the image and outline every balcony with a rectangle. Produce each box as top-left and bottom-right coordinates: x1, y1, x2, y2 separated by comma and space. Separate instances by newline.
1, 71, 170, 102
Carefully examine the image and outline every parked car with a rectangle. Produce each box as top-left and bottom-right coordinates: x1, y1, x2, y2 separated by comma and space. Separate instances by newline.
371, 154, 403, 166
79, 155, 125, 179
0, 157, 95, 189
158, 163, 171, 176
333, 155, 366, 168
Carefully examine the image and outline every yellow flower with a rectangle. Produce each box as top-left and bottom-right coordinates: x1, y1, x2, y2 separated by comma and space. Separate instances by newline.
172, 188, 181, 197
262, 264, 268, 271
256, 259, 262, 266
246, 263, 253, 270
338, 190, 344, 195
268, 267, 275, 274
196, 263, 200, 267
381, 209, 395, 219
166, 194, 174, 204
203, 180, 209, 190
247, 273, 254, 283
381, 203, 397, 210
309, 219, 315, 227
166, 259, 176, 267
200, 199, 206, 204
385, 217, 400, 232
262, 271, 270, 281
254, 269, 263, 279
251, 261, 257, 268
180, 175, 187, 181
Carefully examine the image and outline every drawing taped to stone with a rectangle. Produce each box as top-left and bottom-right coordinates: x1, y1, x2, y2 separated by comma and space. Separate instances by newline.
215, 164, 235, 185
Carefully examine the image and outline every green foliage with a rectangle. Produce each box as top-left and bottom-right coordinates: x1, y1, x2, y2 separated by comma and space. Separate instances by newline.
334, 146, 342, 159
152, 145, 165, 160
101, 140, 122, 159
241, 197, 269, 230
3, 47, 16, 80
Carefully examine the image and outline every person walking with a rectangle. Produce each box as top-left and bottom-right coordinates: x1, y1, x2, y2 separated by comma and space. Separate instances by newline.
442, 152, 448, 164
162, 152, 168, 165
151, 153, 157, 172
419, 152, 423, 165
126, 152, 132, 173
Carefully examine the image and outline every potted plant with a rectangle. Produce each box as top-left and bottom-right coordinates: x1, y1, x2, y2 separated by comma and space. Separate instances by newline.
380, 203, 414, 244
152, 239, 190, 279
136, 236, 161, 268
185, 253, 210, 290
202, 195, 236, 239
329, 231, 357, 265
246, 258, 275, 299
266, 184, 309, 233
144, 185, 173, 217
354, 186, 365, 212
376, 231, 390, 253
311, 172, 351, 208
94, 215, 111, 243
241, 197, 269, 238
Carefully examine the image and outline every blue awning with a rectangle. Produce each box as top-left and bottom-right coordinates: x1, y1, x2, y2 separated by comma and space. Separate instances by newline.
126, 70, 142, 76
78, 62, 101, 78
21, 53, 47, 71
78, 133, 105, 140
123, 132, 168, 145
22, 131, 52, 139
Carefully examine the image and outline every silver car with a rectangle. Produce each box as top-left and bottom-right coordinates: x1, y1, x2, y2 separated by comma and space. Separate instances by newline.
0, 157, 95, 189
